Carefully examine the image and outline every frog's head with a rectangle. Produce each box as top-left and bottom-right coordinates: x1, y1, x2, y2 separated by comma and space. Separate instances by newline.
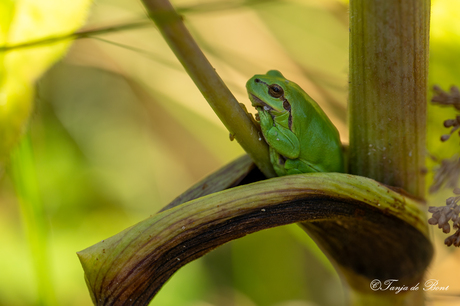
246, 70, 291, 115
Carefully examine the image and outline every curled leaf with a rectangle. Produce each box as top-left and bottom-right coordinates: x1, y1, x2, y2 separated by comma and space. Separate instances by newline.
78, 172, 432, 305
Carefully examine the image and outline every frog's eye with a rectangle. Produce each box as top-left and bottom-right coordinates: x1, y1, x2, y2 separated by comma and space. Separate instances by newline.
268, 84, 284, 98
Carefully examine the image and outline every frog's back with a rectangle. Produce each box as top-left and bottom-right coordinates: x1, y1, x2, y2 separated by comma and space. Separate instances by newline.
290, 84, 344, 173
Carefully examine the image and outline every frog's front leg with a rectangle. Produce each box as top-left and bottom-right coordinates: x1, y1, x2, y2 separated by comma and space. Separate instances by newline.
258, 109, 300, 159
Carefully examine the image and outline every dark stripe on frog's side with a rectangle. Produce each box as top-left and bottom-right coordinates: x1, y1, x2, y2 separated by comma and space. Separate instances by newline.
283, 98, 293, 130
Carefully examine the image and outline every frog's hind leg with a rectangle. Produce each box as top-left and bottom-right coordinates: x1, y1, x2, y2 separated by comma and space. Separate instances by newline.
269, 148, 288, 176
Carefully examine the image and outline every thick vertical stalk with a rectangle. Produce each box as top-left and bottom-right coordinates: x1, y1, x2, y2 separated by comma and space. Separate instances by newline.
349, 0, 430, 197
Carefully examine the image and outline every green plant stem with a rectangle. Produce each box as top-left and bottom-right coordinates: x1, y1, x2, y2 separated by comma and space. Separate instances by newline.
348, 0, 431, 304
349, 0, 430, 197
140, 0, 276, 178
10, 135, 57, 306
0, 21, 152, 52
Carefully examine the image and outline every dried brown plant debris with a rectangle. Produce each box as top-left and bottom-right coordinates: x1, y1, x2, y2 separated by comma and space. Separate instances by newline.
428, 188, 460, 247
432, 85, 460, 109
429, 155, 460, 194
432, 85, 460, 142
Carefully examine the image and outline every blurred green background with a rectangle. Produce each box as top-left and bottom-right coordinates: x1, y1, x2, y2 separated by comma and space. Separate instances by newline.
1, 0, 460, 305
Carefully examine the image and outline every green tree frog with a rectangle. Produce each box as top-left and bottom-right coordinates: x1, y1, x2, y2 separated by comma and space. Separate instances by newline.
246, 70, 344, 176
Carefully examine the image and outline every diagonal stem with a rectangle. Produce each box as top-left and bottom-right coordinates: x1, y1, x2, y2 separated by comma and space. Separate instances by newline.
140, 0, 276, 178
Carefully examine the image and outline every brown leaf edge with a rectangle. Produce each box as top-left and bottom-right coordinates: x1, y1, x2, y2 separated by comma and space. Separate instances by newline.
77, 167, 432, 305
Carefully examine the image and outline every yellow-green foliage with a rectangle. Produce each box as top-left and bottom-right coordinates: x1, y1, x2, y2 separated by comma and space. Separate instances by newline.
0, 0, 92, 168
